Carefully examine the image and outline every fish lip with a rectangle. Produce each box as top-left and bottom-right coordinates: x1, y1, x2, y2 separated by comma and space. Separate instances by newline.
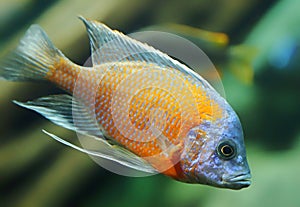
222, 173, 251, 189
227, 173, 251, 182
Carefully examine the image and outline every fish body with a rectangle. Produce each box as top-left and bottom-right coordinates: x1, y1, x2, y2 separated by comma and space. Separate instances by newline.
49, 59, 222, 179
0, 17, 251, 189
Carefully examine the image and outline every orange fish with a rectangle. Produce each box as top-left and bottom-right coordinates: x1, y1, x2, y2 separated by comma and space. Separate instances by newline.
0, 17, 251, 189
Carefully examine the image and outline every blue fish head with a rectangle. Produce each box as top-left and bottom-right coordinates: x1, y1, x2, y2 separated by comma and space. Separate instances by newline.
180, 101, 251, 190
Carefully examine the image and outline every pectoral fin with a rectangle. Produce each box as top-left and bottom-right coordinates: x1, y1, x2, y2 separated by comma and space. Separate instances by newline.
13, 94, 103, 138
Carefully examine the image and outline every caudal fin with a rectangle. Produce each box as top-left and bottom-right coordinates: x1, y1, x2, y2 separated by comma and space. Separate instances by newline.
0, 25, 65, 81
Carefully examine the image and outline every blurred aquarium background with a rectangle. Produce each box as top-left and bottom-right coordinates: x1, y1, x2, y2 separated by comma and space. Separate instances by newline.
1, 0, 300, 206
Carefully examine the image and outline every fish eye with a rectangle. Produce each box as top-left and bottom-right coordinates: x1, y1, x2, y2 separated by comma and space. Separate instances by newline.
217, 140, 236, 160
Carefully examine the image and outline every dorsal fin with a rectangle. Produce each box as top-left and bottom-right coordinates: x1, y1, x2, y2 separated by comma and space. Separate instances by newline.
79, 16, 214, 91
79, 16, 188, 68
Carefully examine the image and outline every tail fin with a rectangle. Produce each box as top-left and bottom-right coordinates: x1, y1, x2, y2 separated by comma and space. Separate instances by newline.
0, 25, 65, 81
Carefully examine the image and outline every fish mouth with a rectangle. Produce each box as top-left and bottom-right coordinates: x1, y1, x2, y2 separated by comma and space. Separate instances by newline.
222, 173, 251, 189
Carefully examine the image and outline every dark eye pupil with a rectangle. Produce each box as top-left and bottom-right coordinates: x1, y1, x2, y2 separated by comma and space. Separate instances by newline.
221, 145, 233, 156
217, 140, 236, 160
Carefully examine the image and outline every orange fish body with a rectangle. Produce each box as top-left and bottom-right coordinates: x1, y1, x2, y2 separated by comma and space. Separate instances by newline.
0, 17, 251, 189
48, 58, 222, 180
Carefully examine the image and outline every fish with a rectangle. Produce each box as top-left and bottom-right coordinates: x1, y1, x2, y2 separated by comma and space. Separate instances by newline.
0, 17, 251, 189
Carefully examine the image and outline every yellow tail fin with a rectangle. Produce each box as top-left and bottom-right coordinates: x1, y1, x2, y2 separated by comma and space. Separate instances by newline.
0, 25, 66, 81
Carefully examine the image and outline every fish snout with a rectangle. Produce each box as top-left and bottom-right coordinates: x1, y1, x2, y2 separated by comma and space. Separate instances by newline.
222, 172, 251, 189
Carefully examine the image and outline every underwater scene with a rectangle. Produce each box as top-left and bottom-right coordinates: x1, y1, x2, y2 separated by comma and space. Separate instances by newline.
0, 0, 299, 206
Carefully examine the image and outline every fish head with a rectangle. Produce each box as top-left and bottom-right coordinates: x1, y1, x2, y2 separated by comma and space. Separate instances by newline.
180, 102, 251, 190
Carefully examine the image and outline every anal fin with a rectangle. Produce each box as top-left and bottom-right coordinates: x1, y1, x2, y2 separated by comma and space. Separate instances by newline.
43, 130, 157, 174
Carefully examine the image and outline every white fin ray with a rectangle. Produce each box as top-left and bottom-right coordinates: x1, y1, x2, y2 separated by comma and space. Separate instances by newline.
79, 17, 213, 90
43, 130, 157, 174
14, 94, 103, 137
